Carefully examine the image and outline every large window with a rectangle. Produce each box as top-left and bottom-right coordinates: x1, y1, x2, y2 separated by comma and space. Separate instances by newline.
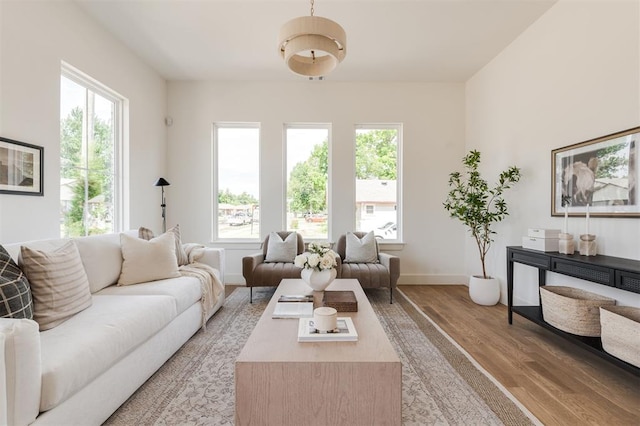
60, 65, 123, 237
355, 125, 401, 241
285, 125, 330, 240
214, 123, 260, 240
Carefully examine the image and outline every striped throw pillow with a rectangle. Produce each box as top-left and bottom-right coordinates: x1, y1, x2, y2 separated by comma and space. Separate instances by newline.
0, 244, 34, 319
19, 241, 92, 331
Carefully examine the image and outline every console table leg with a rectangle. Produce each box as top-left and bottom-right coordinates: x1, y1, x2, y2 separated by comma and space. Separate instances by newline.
507, 253, 514, 324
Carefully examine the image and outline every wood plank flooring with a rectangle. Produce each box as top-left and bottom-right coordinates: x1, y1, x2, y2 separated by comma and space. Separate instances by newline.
399, 285, 640, 426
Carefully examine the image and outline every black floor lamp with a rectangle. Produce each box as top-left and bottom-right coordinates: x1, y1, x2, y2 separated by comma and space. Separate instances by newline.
154, 177, 170, 233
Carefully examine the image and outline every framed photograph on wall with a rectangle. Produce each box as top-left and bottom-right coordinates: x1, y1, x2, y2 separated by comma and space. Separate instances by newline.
0, 137, 44, 196
551, 127, 639, 217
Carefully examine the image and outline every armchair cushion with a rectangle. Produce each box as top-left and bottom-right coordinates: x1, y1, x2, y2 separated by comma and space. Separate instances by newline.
265, 231, 298, 263
344, 231, 378, 263
243, 231, 305, 288
336, 232, 400, 293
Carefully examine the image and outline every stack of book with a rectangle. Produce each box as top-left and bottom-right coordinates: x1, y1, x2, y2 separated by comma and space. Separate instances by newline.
271, 294, 314, 318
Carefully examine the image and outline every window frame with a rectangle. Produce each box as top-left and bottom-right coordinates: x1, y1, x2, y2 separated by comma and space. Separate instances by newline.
212, 122, 261, 242
283, 123, 332, 241
354, 123, 403, 243
60, 62, 126, 236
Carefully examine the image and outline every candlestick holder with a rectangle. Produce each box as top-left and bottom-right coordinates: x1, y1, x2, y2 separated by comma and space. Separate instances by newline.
558, 233, 575, 255
579, 234, 597, 256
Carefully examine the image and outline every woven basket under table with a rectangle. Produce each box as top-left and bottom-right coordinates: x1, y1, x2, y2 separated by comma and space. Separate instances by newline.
540, 286, 616, 337
600, 306, 640, 367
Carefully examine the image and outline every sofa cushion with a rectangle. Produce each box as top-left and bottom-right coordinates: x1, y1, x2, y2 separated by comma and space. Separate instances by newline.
344, 231, 379, 263
340, 262, 390, 288
0, 245, 33, 319
138, 225, 189, 266
118, 232, 180, 286
97, 276, 201, 316
73, 232, 125, 293
19, 241, 92, 331
265, 231, 297, 262
38, 294, 176, 412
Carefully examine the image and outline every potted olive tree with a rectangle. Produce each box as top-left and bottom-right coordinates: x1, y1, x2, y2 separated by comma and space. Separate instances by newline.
444, 150, 521, 305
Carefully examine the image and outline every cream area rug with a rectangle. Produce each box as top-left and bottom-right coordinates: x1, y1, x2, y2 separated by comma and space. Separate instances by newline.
104, 287, 539, 425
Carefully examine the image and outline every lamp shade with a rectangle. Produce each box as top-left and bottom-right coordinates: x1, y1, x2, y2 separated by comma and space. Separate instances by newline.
278, 14, 346, 77
154, 177, 170, 187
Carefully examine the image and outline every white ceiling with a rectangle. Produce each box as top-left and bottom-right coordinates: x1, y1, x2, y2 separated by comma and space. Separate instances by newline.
75, 0, 557, 82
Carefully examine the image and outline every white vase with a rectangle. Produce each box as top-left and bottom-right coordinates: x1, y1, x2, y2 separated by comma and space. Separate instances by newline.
301, 268, 337, 292
468, 275, 500, 306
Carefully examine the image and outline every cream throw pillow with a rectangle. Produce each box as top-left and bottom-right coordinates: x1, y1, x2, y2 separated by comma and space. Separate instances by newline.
264, 232, 297, 262
138, 224, 189, 266
344, 231, 379, 263
118, 232, 180, 286
19, 241, 92, 331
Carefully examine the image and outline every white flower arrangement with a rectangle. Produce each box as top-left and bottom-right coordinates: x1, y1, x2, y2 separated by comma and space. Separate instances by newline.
294, 242, 338, 271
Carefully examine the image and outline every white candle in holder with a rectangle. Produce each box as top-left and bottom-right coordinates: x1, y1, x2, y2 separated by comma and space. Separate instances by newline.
564, 204, 568, 233
585, 204, 590, 235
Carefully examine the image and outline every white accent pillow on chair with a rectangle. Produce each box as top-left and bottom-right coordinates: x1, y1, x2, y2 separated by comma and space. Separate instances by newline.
344, 231, 379, 263
265, 232, 297, 262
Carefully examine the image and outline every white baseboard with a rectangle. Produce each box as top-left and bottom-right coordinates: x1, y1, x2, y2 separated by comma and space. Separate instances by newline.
223, 273, 246, 286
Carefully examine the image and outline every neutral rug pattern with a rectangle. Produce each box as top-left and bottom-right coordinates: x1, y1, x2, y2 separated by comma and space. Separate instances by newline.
105, 287, 535, 425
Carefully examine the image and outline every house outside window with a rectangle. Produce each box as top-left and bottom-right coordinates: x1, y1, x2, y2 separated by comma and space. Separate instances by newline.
213, 123, 260, 240
285, 124, 330, 240
355, 125, 401, 241
60, 65, 124, 237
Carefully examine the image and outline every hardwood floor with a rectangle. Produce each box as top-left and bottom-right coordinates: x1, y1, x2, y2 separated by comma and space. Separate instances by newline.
399, 285, 640, 426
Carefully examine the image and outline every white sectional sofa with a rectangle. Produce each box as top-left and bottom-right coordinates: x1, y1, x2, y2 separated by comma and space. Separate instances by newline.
0, 231, 225, 426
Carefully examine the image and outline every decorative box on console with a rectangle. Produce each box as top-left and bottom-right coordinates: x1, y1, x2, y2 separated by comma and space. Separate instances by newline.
527, 228, 561, 239
523, 228, 561, 252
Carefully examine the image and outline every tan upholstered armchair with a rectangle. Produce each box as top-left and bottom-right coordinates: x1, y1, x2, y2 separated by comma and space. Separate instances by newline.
335, 232, 400, 303
242, 231, 305, 303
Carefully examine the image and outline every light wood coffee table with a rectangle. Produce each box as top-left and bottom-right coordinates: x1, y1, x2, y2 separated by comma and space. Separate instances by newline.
235, 278, 401, 425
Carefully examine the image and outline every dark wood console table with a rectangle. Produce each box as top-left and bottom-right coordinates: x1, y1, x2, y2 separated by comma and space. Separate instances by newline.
506, 246, 640, 376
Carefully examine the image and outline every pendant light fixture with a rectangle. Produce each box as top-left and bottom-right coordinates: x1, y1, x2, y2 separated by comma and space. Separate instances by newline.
278, 0, 346, 78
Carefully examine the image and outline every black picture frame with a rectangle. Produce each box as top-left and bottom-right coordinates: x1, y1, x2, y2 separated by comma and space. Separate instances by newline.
0, 136, 44, 196
551, 127, 639, 217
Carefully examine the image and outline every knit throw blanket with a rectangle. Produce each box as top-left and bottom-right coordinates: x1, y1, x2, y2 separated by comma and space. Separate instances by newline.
179, 261, 224, 329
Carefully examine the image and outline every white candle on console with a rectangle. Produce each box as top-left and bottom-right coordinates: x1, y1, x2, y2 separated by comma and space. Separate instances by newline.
585, 203, 590, 235
564, 204, 568, 234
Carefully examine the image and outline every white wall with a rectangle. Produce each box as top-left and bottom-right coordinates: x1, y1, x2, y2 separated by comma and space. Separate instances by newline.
0, 0, 167, 243
466, 0, 640, 306
167, 81, 467, 284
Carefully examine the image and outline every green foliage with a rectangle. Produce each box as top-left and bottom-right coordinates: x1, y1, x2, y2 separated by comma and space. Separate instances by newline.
355, 129, 397, 180
443, 150, 521, 279
218, 188, 258, 205
288, 142, 328, 213
286, 129, 398, 215
60, 106, 114, 237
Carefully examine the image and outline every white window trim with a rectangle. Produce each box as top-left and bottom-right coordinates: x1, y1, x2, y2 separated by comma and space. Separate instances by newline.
60, 61, 127, 233
283, 123, 332, 241
212, 122, 261, 242
354, 123, 403, 243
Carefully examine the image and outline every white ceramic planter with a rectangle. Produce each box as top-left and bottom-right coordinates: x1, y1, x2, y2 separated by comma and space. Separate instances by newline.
468, 275, 500, 306
301, 268, 337, 292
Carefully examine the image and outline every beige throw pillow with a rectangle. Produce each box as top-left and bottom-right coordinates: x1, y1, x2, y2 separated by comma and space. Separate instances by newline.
344, 231, 379, 263
19, 241, 92, 331
265, 232, 297, 262
138, 224, 189, 266
118, 232, 180, 286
